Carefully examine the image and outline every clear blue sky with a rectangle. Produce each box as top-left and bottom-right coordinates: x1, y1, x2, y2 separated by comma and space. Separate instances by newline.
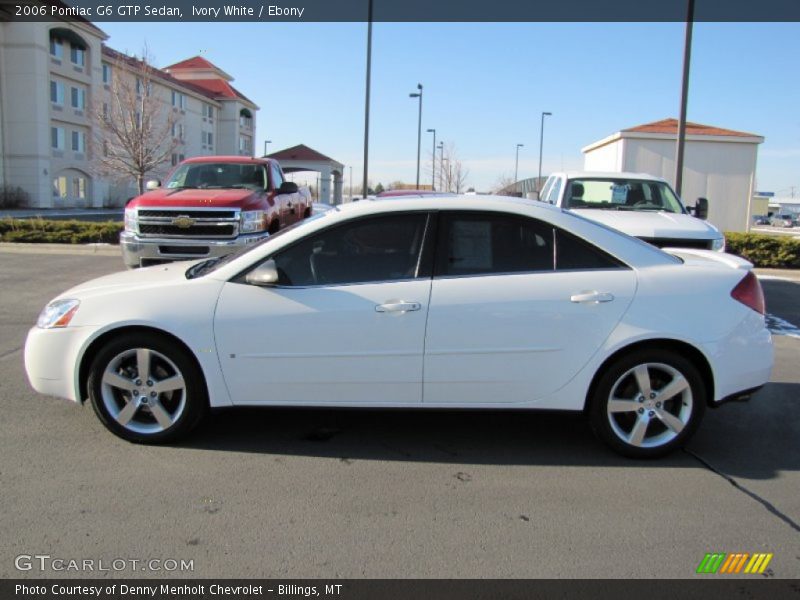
101, 21, 799, 194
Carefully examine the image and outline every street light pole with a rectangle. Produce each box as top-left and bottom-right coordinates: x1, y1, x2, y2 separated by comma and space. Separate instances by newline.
362, 0, 373, 198
675, 0, 695, 197
409, 83, 423, 188
437, 141, 444, 192
427, 128, 436, 190
537, 112, 552, 192
349, 166, 353, 202
263, 139, 272, 156
515, 143, 524, 184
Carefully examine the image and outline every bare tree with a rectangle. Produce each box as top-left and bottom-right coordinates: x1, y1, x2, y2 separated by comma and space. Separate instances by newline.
91, 46, 179, 195
439, 142, 469, 193
493, 172, 517, 194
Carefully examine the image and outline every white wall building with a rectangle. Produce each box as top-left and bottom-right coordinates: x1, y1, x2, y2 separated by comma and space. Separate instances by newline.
0, 17, 258, 208
582, 119, 764, 233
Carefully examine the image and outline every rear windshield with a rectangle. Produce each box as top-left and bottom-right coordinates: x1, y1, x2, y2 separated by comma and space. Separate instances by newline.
565, 178, 686, 214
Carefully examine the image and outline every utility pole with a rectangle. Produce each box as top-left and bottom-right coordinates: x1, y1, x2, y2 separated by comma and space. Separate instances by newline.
362, 0, 373, 198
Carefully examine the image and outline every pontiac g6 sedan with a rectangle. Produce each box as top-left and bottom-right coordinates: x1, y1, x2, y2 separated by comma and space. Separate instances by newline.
25, 196, 773, 457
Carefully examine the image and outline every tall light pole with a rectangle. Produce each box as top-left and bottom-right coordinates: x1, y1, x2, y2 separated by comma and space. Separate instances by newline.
409, 83, 423, 188
537, 111, 552, 192
349, 166, 353, 202
263, 139, 272, 157
437, 141, 444, 192
427, 128, 436, 190
675, 0, 695, 197
514, 143, 524, 184
362, 0, 373, 198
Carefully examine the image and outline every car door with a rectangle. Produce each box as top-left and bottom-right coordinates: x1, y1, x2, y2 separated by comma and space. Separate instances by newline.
422, 211, 636, 407
214, 212, 434, 405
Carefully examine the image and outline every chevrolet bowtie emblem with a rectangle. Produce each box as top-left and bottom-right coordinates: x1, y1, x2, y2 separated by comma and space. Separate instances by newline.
172, 215, 195, 229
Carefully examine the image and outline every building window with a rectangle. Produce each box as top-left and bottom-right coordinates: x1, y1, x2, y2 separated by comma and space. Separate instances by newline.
202, 131, 213, 148
102, 63, 111, 84
171, 122, 184, 140
136, 78, 152, 96
51, 127, 65, 150
50, 80, 65, 105
50, 38, 63, 60
239, 136, 252, 153
70, 87, 85, 110
70, 45, 85, 67
203, 104, 214, 119
102, 103, 109, 119
71, 131, 86, 153
53, 176, 68, 198
171, 91, 187, 109
72, 177, 86, 199
239, 114, 252, 129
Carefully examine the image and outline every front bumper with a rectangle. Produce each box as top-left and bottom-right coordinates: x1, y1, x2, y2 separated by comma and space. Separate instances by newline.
24, 325, 91, 403
120, 231, 269, 268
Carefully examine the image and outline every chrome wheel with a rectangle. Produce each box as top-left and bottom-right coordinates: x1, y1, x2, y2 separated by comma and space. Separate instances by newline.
606, 362, 693, 449
100, 347, 187, 435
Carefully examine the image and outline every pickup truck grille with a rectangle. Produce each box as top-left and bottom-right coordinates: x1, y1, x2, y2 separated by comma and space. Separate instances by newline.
136, 208, 239, 239
642, 237, 713, 250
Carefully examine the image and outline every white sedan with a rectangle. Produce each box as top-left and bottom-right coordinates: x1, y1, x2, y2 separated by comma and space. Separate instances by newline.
24, 196, 773, 457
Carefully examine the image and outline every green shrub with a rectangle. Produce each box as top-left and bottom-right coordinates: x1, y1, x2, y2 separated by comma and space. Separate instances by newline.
725, 232, 800, 269
0, 184, 29, 208
0, 218, 123, 244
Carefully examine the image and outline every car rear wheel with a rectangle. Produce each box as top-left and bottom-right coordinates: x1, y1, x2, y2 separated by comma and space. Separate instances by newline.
87, 333, 207, 443
589, 350, 706, 458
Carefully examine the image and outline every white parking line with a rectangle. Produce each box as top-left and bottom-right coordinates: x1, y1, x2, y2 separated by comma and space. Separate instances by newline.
766, 313, 800, 339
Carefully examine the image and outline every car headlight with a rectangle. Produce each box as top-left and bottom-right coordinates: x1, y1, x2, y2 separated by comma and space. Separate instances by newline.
711, 237, 726, 252
240, 210, 267, 233
37, 299, 80, 329
124, 208, 137, 233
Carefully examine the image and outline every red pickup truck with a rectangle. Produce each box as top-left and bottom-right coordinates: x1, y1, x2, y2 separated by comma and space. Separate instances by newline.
121, 156, 312, 268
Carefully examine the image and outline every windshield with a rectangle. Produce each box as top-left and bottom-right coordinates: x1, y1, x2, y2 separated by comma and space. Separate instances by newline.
564, 178, 686, 214
185, 211, 332, 279
166, 162, 266, 190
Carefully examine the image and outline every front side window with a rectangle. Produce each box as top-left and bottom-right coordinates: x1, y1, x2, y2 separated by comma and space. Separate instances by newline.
565, 178, 685, 213
270, 164, 284, 190
271, 214, 429, 286
436, 212, 554, 276
546, 177, 562, 204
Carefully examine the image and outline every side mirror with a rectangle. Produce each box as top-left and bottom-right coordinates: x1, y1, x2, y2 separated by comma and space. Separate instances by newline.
245, 259, 279, 286
145, 179, 161, 191
277, 181, 298, 195
694, 197, 709, 220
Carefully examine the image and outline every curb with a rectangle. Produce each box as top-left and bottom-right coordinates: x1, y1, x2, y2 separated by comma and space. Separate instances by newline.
0, 242, 121, 256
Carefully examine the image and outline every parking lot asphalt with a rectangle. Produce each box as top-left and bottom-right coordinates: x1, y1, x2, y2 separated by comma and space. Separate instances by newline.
0, 251, 798, 579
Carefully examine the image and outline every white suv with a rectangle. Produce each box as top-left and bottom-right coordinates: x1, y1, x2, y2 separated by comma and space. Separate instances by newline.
539, 172, 725, 251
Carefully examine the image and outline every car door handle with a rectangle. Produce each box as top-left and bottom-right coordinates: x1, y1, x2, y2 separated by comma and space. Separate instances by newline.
375, 301, 421, 313
570, 291, 615, 304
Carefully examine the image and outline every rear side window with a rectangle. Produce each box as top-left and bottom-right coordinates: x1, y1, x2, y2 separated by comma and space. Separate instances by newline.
436, 212, 554, 276
555, 229, 626, 270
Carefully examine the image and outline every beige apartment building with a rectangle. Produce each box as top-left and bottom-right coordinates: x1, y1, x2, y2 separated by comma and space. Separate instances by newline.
0, 18, 258, 208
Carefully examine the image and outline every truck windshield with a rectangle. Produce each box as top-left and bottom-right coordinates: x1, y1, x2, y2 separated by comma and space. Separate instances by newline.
565, 178, 685, 214
166, 162, 267, 190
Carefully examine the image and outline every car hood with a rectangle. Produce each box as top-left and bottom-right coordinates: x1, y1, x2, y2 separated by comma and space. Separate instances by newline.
58, 261, 198, 299
129, 188, 264, 210
571, 209, 721, 239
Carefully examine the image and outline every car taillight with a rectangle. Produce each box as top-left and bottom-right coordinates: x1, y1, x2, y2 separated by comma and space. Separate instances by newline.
731, 271, 765, 315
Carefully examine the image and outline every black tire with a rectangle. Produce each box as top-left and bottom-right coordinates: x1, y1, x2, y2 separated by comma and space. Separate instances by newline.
87, 332, 207, 444
589, 349, 706, 458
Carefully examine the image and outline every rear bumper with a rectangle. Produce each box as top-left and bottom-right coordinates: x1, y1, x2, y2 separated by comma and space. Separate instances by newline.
120, 231, 269, 268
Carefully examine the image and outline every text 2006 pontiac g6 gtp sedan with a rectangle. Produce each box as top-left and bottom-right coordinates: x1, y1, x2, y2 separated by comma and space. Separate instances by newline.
25, 196, 773, 457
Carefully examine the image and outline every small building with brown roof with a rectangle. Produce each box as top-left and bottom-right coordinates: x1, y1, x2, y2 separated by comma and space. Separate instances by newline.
267, 145, 344, 204
582, 118, 764, 232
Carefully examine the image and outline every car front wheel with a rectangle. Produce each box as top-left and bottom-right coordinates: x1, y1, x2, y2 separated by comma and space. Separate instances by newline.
87, 333, 207, 443
589, 350, 706, 458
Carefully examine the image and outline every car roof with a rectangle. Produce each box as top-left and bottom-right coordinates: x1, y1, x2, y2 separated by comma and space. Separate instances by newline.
376, 189, 456, 198
182, 155, 272, 165
550, 171, 669, 183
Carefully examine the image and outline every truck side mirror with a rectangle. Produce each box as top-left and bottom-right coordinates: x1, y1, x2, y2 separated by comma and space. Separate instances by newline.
245, 259, 279, 286
694, 197, 709, 220
145, 179, 161, 191
277, 181, 298, 195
